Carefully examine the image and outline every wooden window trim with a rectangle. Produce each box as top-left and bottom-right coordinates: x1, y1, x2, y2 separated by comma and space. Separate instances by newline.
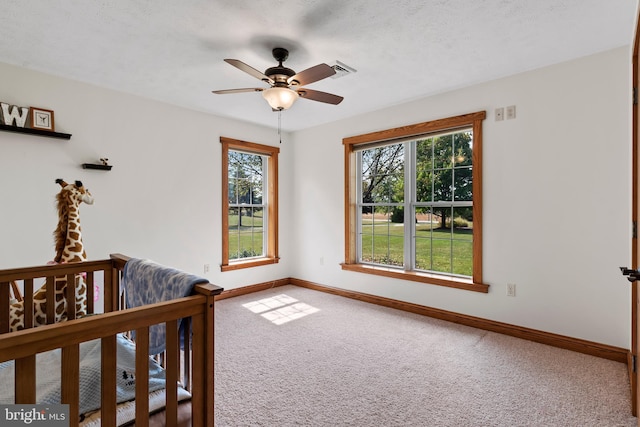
220, 137, 279, 272
342, 111, 489, 292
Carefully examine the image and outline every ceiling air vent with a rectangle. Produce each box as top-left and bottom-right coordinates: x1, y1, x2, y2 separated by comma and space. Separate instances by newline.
330, 60, 357, 79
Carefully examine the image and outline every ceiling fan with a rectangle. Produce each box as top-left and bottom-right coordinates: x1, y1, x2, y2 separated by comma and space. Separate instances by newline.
212, 47, 344, 111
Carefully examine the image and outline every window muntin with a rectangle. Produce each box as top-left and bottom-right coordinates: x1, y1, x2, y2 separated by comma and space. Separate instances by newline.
343, 111, 487, 292
221, 137, 279, 271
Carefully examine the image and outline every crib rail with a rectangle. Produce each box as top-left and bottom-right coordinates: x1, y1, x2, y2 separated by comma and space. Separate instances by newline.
0, 259, 117, 332
0, 254, 223, 427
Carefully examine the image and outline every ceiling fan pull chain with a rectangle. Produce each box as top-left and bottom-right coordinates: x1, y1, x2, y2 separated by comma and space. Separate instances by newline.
278, 110, 282, 144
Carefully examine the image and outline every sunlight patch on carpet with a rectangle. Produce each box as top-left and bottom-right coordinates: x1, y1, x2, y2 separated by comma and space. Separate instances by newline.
242, 294, 320, 325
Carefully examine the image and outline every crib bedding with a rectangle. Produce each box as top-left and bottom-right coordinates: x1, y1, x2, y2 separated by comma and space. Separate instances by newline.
80, 386, 192, 426
0, 333, 171, 420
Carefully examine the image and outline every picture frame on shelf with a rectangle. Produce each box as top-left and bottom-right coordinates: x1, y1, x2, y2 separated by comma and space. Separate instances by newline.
30, 107, 55, 131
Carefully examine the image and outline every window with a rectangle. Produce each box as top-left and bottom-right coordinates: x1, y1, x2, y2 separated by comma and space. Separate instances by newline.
342, 112, 488, 292
221, 137, 279, 271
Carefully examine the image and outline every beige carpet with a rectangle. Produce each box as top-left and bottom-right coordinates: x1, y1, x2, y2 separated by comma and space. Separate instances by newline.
214, 285, 635, 426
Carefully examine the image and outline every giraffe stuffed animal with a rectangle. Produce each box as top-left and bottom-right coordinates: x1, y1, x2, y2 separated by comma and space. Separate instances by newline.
8, 179, 94, 331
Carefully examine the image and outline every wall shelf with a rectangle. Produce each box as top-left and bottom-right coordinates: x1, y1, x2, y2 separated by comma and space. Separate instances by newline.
0, 123, 71, 140
82, 163, 112, 171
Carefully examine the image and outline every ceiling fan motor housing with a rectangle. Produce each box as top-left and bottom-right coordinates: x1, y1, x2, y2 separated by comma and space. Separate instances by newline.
265, 48, 296, 85
264, 66, 296, 85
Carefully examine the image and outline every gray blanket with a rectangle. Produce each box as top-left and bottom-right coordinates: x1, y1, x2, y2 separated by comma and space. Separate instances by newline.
122, 258, 208, 355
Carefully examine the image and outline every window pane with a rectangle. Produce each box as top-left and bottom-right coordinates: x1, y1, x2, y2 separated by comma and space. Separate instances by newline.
236, 177, 252, 204
252, 180, 263, 204
228, 181, 237, 204
361, 144, 404, 204
432, 169, 453, 202
453, 132, 473, 167
228, 207, 240, 259
229, 151, 263, 205
360, 208, 374, 262
451, 207, 472, 276
361, 207, 403, 267
432, 134, 453, 169
368, 173, 402, 203
360, 210, 379, 263
414, 207, 434, 271
372, 207, 404, 266
415, 138, 433, 203
452, 240, 473, 276
432, 205, 454, 274
453, 166, 473, 201
431, 230, 452, 273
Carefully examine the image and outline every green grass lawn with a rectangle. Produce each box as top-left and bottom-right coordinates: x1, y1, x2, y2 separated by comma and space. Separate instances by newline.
228, 212, 263, 259
227, 212, 472, 275
361, 221, 472, 276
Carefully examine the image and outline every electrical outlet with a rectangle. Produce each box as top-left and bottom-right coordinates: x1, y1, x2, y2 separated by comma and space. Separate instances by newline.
495, 107, 504, 121
320, 257, 324, 266
204, 263, 210, 273
506, 283, 516, 297
506, 105, 516, 120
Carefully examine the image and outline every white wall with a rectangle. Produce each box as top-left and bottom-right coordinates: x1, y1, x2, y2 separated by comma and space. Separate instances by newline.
0, 62, 293, 290
0, 46, 632, 349
290, 47, 632, 348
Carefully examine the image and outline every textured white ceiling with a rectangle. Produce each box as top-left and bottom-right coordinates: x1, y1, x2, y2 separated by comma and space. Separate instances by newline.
0, 0, 637, 131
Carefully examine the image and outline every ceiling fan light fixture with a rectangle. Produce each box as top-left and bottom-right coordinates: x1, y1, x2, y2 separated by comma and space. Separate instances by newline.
262, 86, 299, 110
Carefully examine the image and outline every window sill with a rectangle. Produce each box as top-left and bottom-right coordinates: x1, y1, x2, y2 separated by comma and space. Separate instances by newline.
340, 263, 489, 293
221, 257, 279, 272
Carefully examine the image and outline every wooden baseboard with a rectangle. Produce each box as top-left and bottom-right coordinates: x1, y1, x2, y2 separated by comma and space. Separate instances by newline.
289, 278, 629, 364
213, 277, 629, 364
214, 278, 289, 301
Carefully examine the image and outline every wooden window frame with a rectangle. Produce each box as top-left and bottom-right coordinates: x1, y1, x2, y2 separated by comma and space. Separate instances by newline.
342, 111, 489, 293
221, 137, 279, 271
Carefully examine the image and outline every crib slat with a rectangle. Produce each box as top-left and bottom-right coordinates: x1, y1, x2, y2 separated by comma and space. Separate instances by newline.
0, 282, 9, 333
182, 317, 191, 390
205, 292, 216, 427
101, 335, 117, 427
45, 276, 55, 324
66, 273, 76, 320
15, 355, 36, 403
191, 313, 204, 427
135, 327, 150, 427
61, 344, 80, 427
24, 279, 34, 329
104, 266, 115, 312
86, 271, 94, 314
166, 319, 179, 425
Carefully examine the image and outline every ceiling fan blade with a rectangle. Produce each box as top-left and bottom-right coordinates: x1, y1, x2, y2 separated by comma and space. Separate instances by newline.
288, 63, 335, 86
297, 88, 344, 105
212, 88, 264, 94
224, 59, 274, 85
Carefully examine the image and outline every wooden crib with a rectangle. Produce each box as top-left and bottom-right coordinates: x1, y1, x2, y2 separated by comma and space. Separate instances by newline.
0, 253, 223, 427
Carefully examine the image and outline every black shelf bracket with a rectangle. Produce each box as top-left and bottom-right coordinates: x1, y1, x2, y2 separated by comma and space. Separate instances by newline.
82, 163, 112, 171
